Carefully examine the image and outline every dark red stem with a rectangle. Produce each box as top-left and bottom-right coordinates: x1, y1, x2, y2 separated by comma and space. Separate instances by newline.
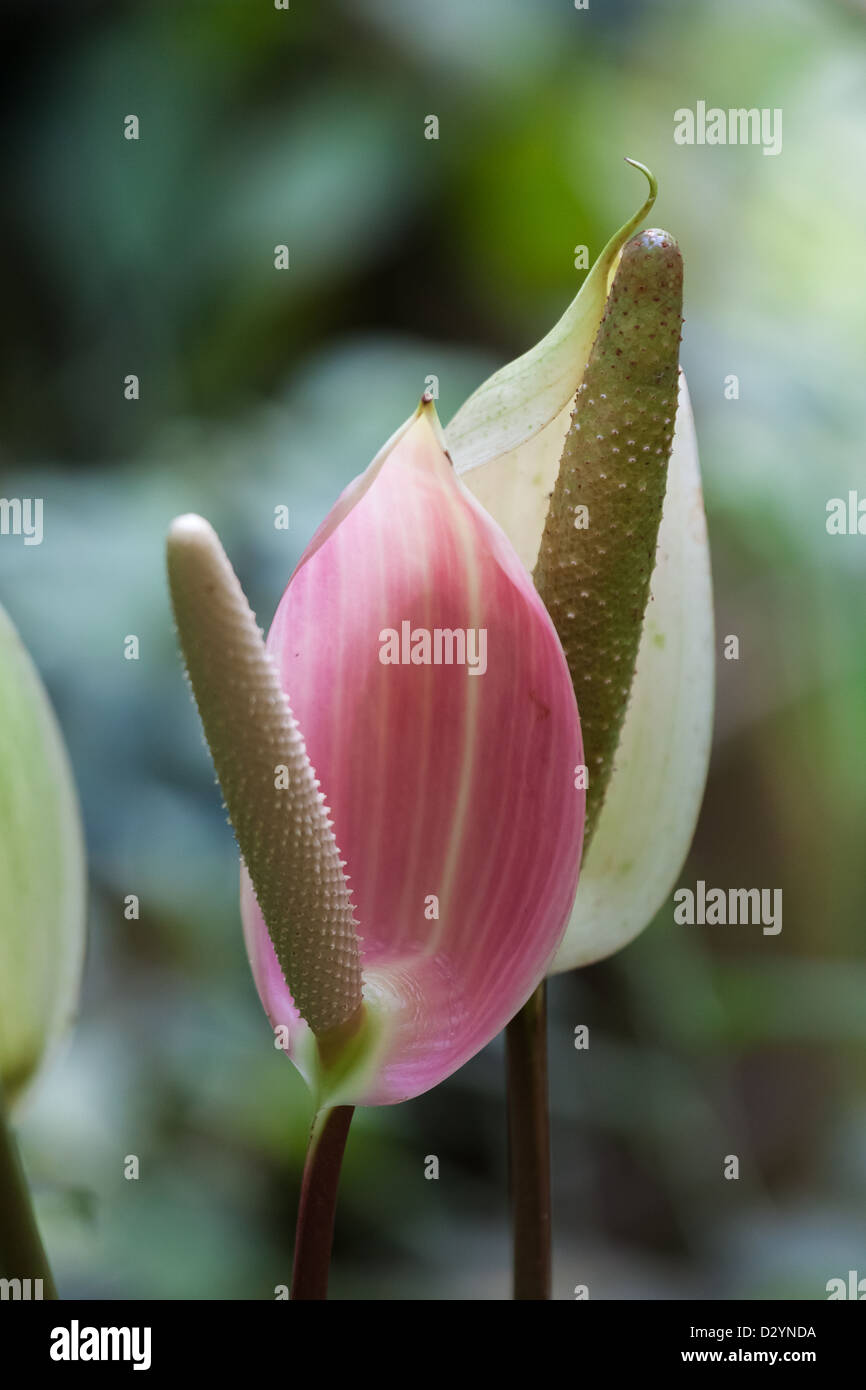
291, 1104, 354, 1299
505, 981, 551, 1299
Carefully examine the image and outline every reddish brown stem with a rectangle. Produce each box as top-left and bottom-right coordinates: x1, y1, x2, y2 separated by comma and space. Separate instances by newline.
291, 1104, 354, 1300
505, 981, 551, 1299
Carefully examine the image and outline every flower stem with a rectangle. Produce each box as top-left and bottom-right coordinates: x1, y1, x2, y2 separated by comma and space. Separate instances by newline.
0, 1088, 58, 1298
505, 981, 551, 1299
291, 1104, 354, 1299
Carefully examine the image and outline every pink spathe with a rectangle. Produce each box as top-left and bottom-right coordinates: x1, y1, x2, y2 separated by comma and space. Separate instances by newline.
241, 405, 584, 1105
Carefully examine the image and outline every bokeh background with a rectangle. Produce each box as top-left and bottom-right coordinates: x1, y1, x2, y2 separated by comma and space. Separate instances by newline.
1, 0, 865, 1299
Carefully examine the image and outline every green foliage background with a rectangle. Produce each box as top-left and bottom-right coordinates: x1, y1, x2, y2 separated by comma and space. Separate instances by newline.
1, 0, 864, 1298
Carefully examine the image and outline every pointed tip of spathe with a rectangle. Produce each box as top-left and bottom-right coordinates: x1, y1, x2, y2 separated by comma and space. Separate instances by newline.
415, 391, 452, 459
416, 390, 439, 425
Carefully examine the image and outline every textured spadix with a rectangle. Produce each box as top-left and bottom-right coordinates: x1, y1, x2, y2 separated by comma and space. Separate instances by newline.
0, 604, 86, 1105
167, 515, 364, 1039
449, 165, 713, 971
239, 398, 584, 1105
534, 227, 683, 839
552, 373, 713, 970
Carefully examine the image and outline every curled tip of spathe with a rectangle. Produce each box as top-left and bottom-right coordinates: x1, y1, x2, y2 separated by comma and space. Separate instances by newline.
623, 157, 658, 207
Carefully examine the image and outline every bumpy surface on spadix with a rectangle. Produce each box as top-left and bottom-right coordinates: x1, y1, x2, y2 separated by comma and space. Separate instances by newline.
167, 515, 364, 1038
533, 229, 683, 841
0, 604, 86, 1105
242, 401, 585, 1105
552, 373, 713, 971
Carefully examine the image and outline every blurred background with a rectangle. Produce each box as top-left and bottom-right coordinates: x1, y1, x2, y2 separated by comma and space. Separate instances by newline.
1, 0, 865, 1299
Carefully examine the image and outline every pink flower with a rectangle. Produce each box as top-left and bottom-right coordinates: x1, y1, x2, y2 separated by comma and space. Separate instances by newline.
169, 398, 584, 1107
